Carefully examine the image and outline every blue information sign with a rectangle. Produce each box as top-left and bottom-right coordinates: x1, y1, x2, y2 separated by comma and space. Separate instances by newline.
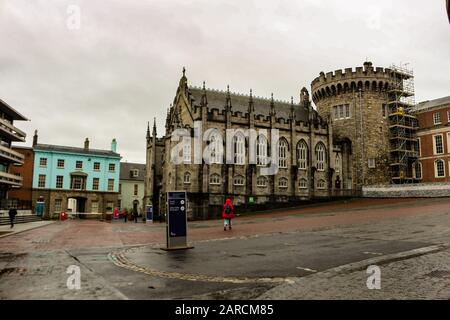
146, 205, 153, 222
167, 191, 187, 237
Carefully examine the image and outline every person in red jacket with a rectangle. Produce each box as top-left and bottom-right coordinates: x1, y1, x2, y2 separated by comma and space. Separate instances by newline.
222, 198, 235, 231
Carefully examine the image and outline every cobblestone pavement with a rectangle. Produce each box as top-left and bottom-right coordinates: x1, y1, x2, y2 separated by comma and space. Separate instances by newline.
0, 197, 449, 299
0, 221, 54, 239
258, 247, 450, 300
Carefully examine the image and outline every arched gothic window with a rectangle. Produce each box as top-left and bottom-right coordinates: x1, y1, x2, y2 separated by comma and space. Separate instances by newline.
297, 140, 308, 170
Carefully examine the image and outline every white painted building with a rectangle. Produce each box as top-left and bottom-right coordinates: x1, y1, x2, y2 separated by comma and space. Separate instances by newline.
119, 162, 145, 215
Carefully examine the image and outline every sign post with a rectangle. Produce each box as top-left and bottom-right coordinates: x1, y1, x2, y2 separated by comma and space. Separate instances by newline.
162, 191, 193, 251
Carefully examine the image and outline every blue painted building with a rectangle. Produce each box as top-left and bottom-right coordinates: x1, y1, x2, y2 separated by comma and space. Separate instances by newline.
31, 132, 121, 219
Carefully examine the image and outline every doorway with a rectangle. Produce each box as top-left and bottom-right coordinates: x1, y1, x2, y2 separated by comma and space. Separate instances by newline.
67, 197, 87, 217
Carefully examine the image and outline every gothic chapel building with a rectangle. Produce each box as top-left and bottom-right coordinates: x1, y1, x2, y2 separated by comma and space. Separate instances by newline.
145, 69, 353, 220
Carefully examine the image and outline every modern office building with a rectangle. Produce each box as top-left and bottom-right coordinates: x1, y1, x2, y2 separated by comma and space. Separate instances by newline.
0, 99, 27, 203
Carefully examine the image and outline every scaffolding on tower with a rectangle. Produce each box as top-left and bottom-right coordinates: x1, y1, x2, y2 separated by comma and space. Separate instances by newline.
388, 63, 420, 184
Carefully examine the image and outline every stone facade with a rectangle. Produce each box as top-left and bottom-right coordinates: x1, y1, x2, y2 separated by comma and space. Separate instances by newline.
311, 61, 396, 189
145, 70, 354, 220
32, 189, 119, 219
362, 182, 450, 197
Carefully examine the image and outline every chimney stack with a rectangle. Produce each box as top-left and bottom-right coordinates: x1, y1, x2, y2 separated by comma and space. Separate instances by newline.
111, 138, 117, 153
32, 130, 38, 147
84, 138, 89, 150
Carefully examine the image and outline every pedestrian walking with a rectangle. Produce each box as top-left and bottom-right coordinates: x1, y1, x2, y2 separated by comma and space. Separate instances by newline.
222, 198, 235, 231
133, 209, 138, 223
122, 209, 128, 222
8, 207, 17, 229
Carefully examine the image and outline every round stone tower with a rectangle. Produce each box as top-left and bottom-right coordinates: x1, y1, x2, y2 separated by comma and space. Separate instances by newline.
311, 61, 396, 189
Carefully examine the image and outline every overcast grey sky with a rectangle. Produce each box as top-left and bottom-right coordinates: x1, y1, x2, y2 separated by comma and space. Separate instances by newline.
1, 0, 449, 163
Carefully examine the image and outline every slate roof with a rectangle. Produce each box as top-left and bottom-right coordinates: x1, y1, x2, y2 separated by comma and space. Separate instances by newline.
120, 162, 146, 181
188, 86, 310, 121
34, 144, 120, 158
414, 96, 450, 112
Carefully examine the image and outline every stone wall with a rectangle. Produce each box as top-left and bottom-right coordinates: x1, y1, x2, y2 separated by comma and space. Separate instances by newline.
362, 183, 450, 198
311, 62, 394, 189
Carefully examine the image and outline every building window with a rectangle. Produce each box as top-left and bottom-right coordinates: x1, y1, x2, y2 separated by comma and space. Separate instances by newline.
75, 161, 83, 170
415, 162, 422, 180
317, 179, 326, 189
233, 134, 245, 165
333, 104, 350, 120
335, 154, 340, 173
382, 104, 387, 118
109, 163, 116, 172
38, 175, 46, 188
71, 176, 86, 190
54, 199, 62, 213
92, 178, 100, 191
278, 139, 288, 168
447, 133, 450, 156
368, 158, 376, 168
297, 140, 308, 170
433, 135, 444, 155
119, 183, 122, 193
134, 184, 138, 196
278, 177, 288, 188
56, 175, 64, 189
209, 132, 223, 164
233, 175, 244, 186
183, 139, 191, 163
433, 112, 441, 125
108, 179, 115, 191
299, 178, 307, 189
257, 135, 268, 166
39, 158, 47, 167
448, 110, 450, 122
184, 172, 191, 184
315, 143, 326, 171
131, 169, 139, 177
257, 176, 268, 187
435, 160, 445, 178
57, 159, 65, 169
93, 162, 100, 171
91, 201, 99, 213
209, 174, 221, 185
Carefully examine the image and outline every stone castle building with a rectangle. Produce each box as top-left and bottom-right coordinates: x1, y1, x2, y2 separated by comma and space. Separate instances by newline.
312, 61, 419, 188
145, 62, 422, 220
145, 69, 353, 220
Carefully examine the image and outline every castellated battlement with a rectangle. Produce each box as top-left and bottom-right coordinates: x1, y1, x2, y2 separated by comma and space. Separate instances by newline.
191, 105, 328, 131
311, 61, 395, 104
